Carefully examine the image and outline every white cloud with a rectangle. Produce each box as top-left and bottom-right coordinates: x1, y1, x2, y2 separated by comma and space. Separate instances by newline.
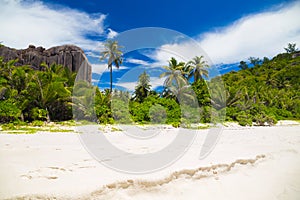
91, 63, 129, 74
0, 0, 106, 51
118, 66, 130, 70
91, 79, 99, 85
86, 51, 100, 58
198, 1, 300, 64
107, 28, 118, 39
150, 76, 166, 89
91, 63, 107, 74
146, 43, 210, 66
115, 81, 137, 91
115, 76, 166, 91
126, 58, 151, 66
148, 2, 300, 65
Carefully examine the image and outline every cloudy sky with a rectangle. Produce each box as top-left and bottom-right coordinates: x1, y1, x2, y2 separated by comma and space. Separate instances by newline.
1, 0, 299, 91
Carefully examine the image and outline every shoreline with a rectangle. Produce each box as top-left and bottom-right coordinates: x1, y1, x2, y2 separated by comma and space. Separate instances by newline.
0, 124, 299, 199
0, 120, 299, 134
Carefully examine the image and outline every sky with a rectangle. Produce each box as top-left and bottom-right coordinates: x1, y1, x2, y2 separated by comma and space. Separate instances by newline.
1, 0, 300, 91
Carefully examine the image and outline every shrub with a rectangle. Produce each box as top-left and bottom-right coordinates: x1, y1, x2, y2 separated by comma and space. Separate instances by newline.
111, 99, 132, 124
171, 121, 180, 128
237, 111, 252, 126
149, 104, 167, 124
30, 108, 47, 121
31, 120, 45, 127
1, 123, 17, 130
0, 100, 21, 123
253, 112, 278, 126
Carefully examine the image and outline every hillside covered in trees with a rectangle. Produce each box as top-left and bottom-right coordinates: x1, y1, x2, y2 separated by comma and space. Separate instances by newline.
222, 51, 300, 125
0, 43, 299, 127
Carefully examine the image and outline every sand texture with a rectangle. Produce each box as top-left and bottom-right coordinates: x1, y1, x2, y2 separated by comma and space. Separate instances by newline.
0, 124, 299, 199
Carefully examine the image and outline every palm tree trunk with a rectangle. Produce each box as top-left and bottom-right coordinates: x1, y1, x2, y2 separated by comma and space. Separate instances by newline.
46, 107, 50, 123
109, 64, 113, 93
20, 112, 24, 122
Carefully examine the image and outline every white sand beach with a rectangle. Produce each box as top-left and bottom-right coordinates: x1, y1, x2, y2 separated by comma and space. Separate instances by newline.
0, 122, 300, 200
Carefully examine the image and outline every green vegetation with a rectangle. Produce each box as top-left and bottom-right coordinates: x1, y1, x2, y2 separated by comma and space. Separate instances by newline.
96, 43, 299, 126
284, 43, 298, 53
100, 40, 123, 93
186, 55, 209, 82
0, 43, 299, 130
94, 54, 210, 126
0, 57, 75, 124
223, 45, 300, 125
0, 120, 74, 134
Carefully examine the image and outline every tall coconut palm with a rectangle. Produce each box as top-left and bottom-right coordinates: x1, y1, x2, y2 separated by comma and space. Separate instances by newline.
185, 56, 209, 83
160, 57, 187, 88
100, 40, 123, 93
160, 57, 198, 104
132, 71, 151, 102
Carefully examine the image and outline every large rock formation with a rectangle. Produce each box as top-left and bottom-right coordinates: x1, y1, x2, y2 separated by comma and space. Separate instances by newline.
0, 44, 91, 82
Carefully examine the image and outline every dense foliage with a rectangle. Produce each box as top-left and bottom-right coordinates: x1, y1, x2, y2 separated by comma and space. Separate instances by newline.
0, 58, 76, 123
222, 52, 300, 125
94, 49, 300, 126
1, 43, 299, 126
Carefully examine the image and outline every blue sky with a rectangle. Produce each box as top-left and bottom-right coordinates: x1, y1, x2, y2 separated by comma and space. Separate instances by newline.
1, 0, 300, 91
45, 0, 292, 35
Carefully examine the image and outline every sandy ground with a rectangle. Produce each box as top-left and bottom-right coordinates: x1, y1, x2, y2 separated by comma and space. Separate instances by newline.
0, 122, 299, 199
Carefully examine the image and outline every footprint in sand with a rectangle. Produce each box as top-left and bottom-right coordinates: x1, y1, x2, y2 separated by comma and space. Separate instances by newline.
20, 161, 98, 180
20, 166, 67, 180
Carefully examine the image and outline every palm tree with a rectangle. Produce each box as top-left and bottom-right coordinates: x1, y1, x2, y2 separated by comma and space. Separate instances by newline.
10, 66, 35, 121
284, 43, 297, 53
160, 57, 187, 88
33, 64, 71, 122
132, 71, 151, 102
185, 56, 209, 83
160, 57, 198, 104
225, 86, 242, 107
238, 61, 248, 70
100, 40, 123, 93
236, 87, 254, 111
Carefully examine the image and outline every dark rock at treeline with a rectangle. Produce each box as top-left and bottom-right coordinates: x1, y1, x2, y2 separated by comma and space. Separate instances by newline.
292, 51, 300, 58
0, 44, 92, 82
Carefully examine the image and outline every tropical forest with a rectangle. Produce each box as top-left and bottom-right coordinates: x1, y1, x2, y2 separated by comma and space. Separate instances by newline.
0, 42, 299, 127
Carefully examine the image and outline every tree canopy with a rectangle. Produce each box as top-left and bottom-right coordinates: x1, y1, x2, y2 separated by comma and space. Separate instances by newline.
100, 40, 123, 93
1, 43, 299, 127
0, 58, 75, 123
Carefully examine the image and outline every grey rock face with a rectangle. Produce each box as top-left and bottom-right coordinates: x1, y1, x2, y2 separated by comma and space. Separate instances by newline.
0, 44, 92, 82
292, 51, 300, 58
